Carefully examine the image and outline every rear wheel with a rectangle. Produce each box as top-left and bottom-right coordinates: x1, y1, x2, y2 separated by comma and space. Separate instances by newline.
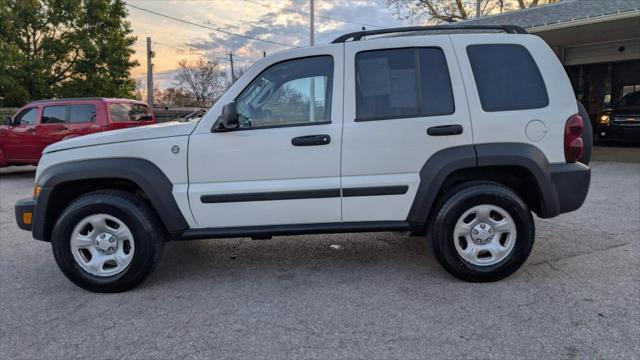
430, 182, 534, 282
51, 190, 165, 292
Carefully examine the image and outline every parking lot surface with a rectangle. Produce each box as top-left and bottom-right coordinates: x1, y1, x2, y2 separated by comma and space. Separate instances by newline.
1, 160, 638, 359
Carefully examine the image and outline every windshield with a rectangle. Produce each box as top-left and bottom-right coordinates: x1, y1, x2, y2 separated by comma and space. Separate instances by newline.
618, 92, 640, 108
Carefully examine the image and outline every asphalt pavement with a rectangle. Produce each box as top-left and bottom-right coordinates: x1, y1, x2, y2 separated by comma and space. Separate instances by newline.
0, 160, 638, 359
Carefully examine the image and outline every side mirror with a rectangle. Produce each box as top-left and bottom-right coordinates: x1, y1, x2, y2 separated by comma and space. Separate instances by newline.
3, 117, 12, 126
213, 102, 239, 132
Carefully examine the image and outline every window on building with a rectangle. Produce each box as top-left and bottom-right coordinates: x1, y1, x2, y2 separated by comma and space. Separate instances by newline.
467, 44, 548, 112
355, 47, 454, 121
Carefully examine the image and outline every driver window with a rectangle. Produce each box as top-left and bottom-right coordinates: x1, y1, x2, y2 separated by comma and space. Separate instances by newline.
13, 108, 38, 126
236, 56, 333, 129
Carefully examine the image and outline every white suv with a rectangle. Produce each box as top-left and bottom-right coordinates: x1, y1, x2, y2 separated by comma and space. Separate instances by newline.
15, 26, 592, 292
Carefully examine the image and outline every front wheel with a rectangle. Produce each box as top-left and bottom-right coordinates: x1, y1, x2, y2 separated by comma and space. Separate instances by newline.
51, 190, 165, 292
430, 182, 535, 282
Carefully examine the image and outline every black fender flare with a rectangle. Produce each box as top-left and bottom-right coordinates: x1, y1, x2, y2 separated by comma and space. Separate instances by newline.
33, 158, 189, 241
406, 143, 561, 228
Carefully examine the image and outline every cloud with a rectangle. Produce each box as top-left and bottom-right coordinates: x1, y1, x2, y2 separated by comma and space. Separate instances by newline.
129, 0, 406, 88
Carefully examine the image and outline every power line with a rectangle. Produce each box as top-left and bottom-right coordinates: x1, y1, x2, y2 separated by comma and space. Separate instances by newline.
126, 2, 298, 48
242, 0, 387, 29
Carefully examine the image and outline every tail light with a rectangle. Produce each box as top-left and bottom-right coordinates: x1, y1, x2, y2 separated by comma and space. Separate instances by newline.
564, 114, 584, 162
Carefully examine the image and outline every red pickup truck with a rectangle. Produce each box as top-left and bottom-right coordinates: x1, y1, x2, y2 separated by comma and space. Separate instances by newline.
0, 98, 155, 167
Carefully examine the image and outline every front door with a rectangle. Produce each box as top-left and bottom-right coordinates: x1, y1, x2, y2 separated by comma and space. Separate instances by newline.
188, 45, 344, 228
1, 107, 40, 163
341, 35, 473, 222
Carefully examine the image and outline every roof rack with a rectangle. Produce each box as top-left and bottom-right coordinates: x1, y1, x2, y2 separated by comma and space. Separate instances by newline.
331, 25, 527, 43
29, 97, 106, 103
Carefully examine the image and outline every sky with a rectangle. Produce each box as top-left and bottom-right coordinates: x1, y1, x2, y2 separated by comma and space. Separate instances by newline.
125, 0, 410, 90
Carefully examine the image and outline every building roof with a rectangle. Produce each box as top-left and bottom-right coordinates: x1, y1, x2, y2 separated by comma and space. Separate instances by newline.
462, 0, 640, 30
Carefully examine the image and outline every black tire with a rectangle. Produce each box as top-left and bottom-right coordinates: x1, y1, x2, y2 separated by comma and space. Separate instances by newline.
51, 190, 165, 292
577, 101, 592, 165
429, 182, 535, 282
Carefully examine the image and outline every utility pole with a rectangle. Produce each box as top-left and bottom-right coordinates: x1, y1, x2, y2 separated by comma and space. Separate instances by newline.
146, 37, 154, 106
229, 52, 236, 83
476, 0, 481, 18
309, 0, 315, 122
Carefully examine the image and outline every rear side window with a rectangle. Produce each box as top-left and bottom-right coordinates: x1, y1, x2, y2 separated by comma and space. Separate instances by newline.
356, 47, 454, 121
42, 106, 67, 124
467, 44, 548, 112
109, 103, 153, 122
69, 104, 96, 123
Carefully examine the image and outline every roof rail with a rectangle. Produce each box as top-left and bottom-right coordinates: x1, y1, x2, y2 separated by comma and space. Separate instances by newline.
29, 97, 106, 104
331, 25, 527, 43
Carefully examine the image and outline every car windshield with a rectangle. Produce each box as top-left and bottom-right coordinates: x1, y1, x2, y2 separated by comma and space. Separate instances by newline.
617, 92, 640, 108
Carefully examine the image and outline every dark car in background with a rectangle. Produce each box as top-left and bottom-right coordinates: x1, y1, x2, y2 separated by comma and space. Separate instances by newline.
0, 98, 155, 167
598, 91, 640, 144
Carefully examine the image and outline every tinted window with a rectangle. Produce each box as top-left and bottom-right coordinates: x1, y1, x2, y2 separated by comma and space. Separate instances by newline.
14, 108, 37, 125
236, 56, 333, 128
42, 106, 67, 124
467, 44, 548, 112
109, 103, 153, 122
356, 47, 454, 121
419, 48, 455, 116
619, 91, 640, 107
69, 104, 96, 123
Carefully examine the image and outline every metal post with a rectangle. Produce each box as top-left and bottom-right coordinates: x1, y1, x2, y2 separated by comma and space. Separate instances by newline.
146, 37, 154, 106
229, 52, 236, 83
476, 0, 481, 18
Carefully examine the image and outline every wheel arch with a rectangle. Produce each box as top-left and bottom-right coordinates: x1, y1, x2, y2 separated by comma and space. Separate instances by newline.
407, 143, 561, 230
33, 158, 189, 241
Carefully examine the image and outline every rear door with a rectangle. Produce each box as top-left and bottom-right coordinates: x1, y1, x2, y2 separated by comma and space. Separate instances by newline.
66, 102, 100, 136
341, 35, 472, 222
36, 104, 70, 153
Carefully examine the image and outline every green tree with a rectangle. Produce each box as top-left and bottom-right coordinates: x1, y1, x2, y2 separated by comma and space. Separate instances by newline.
0, 0, 139, 107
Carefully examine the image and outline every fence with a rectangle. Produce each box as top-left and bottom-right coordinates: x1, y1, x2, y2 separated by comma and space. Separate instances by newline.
0, 108, 19, 124
153, 107, 203, 122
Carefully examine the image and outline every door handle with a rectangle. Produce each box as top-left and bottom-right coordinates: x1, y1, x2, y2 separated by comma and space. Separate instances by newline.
427, 124, 463, 136
291, 134, 331, 146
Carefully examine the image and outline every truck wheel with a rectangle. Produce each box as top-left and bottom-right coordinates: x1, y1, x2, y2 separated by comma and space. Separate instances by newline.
429, 182, 534, 282
51, 190, 165, 292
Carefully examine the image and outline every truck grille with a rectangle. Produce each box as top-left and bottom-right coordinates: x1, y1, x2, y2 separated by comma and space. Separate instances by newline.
613, 116, 640, 126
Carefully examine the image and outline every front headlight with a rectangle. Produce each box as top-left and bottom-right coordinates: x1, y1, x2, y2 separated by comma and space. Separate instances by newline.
599, 114, 610, 125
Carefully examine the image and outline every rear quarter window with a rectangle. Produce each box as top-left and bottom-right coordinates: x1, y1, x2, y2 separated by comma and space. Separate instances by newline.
109, 103, 153, 122
467, 44, 548, 112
